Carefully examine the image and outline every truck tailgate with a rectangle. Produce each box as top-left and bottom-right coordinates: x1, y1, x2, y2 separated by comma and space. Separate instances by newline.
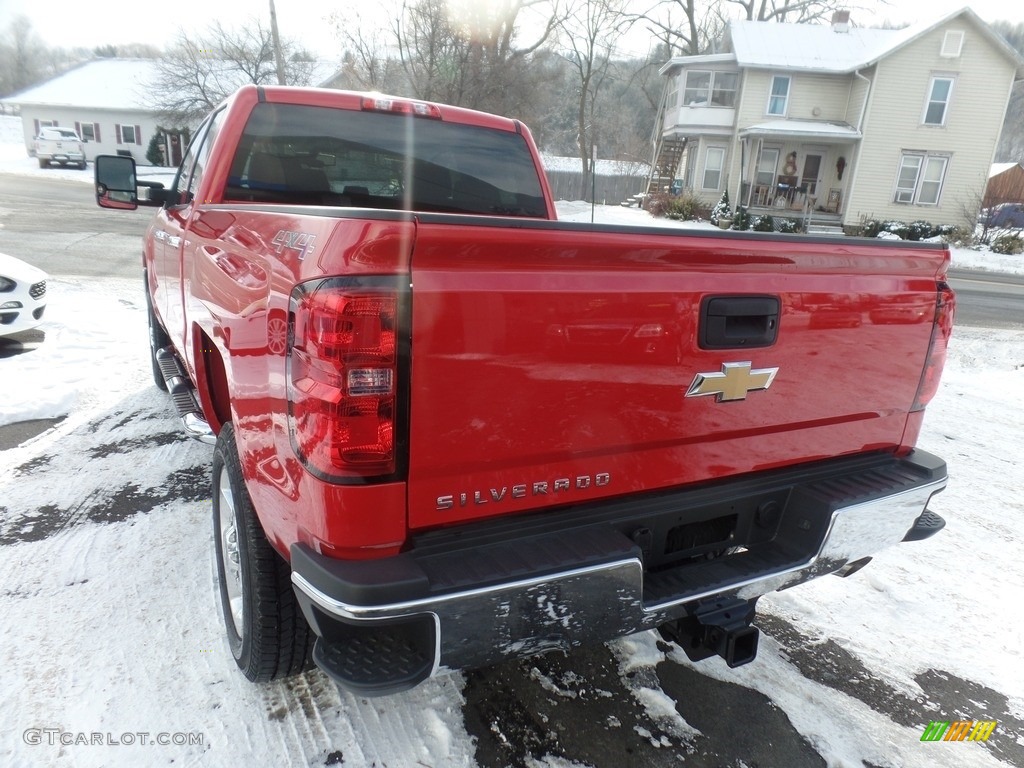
407, 219, 946, 530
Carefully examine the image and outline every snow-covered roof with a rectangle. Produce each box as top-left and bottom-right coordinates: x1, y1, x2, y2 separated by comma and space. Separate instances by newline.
659, 54, 736, 77
989, 162, 1022, 177
541, 155, 650, 176
727, 20, 904, 72
739, 120, 861, 141
679, 7, 1024, 77
5, 59, 161, 111
3, 59, 343, 112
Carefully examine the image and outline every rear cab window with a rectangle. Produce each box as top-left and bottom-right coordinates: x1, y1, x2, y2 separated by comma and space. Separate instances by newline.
223, 102, 548, 218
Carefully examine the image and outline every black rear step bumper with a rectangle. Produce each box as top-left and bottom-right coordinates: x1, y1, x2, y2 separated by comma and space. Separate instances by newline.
291, 449, 947, 696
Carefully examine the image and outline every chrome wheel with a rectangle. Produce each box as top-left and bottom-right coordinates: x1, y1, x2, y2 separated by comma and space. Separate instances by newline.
217, 469, 244, 635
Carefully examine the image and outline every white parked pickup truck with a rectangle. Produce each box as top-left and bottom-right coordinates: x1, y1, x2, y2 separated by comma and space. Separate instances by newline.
33, 127, 87, 169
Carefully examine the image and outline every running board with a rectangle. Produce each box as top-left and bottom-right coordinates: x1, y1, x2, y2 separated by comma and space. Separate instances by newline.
155, 347, 216, 445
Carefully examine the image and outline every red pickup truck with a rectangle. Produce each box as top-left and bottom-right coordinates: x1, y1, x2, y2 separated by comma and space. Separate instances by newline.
95, 85, 953, 696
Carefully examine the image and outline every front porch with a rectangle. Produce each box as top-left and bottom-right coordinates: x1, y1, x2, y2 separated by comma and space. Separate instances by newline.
736, 120, 861, 225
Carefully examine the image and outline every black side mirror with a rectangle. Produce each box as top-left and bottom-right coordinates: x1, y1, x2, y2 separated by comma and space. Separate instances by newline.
95, 154, 138, 209
94, 155, 169, 209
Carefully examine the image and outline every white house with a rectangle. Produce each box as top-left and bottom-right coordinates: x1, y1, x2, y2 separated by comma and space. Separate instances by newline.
3, 58, 342, 167
4, 59, 184, 166
653, 8, 1024, 230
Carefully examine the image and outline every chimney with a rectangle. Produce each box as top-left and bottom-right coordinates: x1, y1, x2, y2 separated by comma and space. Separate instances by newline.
832, 10, 851, 33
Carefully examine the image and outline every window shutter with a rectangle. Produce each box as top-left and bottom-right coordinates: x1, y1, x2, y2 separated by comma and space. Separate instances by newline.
95, 124, 101, 142
135, 125, 142, 145
116, 124, 122, 144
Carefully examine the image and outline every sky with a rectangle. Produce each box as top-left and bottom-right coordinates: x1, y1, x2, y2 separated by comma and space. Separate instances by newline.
2, 0, 1024, 62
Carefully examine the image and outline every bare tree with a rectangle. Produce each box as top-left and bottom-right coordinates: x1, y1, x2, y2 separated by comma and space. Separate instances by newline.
556, 0, 633, 199
727, 0, 863, 23
332, 4, 406, 92
630, 0, 729, 56
152, 20, 317, 125
992, 21, 1024, 162
0, 16, 46, 97
332, 0, 561, 119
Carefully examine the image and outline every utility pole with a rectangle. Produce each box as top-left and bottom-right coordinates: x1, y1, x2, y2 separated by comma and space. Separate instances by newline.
269, 0, 287, 85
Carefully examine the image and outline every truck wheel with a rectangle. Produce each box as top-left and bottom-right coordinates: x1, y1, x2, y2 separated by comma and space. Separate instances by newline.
212, 422, 315, 682
38, 158, 49, 168
146, 290, 169, 391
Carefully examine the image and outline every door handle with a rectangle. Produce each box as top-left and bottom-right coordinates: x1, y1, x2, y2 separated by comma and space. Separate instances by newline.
700, 296, 780, 349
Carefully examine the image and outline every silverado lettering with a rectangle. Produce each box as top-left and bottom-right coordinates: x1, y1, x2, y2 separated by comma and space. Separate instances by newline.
437, 472, 612, 510
94, 84, 953, 697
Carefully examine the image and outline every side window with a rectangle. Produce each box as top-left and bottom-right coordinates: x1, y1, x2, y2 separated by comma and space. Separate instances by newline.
923, 77, 954, 126
702, 147, 725, 189
174, 109, 225, 205
767, 76, 790, 116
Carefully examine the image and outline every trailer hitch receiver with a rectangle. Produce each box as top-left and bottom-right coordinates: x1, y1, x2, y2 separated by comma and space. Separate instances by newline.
658, 597, 760, 668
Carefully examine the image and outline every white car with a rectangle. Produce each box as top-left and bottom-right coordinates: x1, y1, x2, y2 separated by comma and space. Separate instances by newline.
0, 252, 48, 336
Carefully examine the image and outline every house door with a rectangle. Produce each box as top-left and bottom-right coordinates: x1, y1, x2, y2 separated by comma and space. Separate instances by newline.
800, 150, 825, 199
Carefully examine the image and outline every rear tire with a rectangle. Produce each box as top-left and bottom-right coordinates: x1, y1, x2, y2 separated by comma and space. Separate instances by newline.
212, 422, 315, 682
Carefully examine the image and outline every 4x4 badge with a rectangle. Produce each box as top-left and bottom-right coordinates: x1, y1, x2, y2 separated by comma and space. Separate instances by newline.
686, 362, 779, 402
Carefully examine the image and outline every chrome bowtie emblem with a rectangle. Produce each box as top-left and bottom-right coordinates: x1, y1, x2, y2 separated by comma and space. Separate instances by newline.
686, 362, 779, 402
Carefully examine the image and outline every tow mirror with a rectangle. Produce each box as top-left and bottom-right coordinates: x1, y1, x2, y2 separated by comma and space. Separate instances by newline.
94, 155, 169, 209
95, 154, 139, 209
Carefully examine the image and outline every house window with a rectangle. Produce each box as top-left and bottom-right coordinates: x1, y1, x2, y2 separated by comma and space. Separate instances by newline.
684, 71, 712, 105
894, 152, 949, 205
117, 124, 142, 145
711, 72, 738, 107
755, 148, 780, 186
702, 147, 725, 189
668, 77, 679, 108
77, 122, 100, 142
924, 77, 954, 126
941, 30, 964, 57
684, 71, 738, 107
767, 76, 790, 116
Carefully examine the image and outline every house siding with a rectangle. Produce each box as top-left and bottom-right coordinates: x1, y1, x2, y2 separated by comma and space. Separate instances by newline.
19, 106, 163, 165
848, 18, 1017, 227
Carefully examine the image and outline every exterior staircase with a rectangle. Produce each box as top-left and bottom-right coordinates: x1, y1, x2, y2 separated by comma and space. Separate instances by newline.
646, 137, 687, 196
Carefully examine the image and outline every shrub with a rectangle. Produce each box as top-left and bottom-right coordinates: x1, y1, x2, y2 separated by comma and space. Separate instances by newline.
665, 191, 707, 221
145, 133, 164, 166
643, 192, 674, 218
860, 219, 882, 238
880, 220, 909, 239
991, 233, 1024, 254
752, 214, 775, 232
775, 217, 800, 234
731, 206, 751, 231
906, 220, 936, 241
710, 189, 732, 226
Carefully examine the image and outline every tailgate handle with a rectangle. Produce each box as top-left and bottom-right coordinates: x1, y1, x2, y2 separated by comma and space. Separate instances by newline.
700, 296, 780, 349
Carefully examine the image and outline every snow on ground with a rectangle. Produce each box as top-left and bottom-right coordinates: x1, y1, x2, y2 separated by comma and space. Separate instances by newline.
1, 272, 1021, 768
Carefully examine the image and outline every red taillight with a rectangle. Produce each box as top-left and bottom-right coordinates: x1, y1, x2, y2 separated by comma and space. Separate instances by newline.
288, 281, 401, 480
361, 96, 443, 119
912, 282, 955, 412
